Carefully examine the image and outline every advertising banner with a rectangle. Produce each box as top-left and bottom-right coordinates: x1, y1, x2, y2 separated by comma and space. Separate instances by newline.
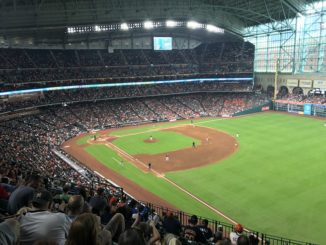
287, 79, 298, 87
313, 80, 326, 89
300, 80, 312, 88
304, 104, 312, 115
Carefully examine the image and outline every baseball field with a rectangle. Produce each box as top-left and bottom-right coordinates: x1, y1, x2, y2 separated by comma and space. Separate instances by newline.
63, 112, 326, 244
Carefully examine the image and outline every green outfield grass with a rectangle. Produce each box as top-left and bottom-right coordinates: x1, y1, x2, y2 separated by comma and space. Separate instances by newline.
79, 113, 326, 244
167, 113, 326, 244
113, 131, 200, 155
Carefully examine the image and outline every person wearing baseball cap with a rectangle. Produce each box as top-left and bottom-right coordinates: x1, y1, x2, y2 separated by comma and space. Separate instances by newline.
229, 223, 244, 244
19, 190, 71, 245
32, 190, 53, 208
183, 215, 207, 243
7, 174, 43, 215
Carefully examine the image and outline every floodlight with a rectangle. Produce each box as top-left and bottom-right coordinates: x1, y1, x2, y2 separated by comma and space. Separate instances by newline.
67, 27, 75, 34
144, 21, 154, 29
187, 21, 201, 29
94, 25, 101, 32
166, 20, 177, 27
206, 24, 223, 33
121, 23, 129, 30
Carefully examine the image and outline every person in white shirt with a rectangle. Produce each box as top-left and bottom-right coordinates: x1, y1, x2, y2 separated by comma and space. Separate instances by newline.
229, 223, 244, 245
19, 190, 71, 245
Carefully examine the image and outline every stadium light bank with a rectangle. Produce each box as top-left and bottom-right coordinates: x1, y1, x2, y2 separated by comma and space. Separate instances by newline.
66, 20, 224, 34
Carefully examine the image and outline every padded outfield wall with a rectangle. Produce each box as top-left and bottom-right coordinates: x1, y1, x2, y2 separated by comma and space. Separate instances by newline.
274, 100, 326, 117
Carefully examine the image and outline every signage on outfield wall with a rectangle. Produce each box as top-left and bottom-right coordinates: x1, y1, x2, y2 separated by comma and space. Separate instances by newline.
304, 104, 312, 115
313, 80, 326, 89
300, 80, 312, 88
287, 79, 298, 87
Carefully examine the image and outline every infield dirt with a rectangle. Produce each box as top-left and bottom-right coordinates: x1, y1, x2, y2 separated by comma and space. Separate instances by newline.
62, 124, 237, 208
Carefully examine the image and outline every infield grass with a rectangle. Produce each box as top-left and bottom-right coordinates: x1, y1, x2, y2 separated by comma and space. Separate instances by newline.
113, 131, 200, 155
80, 113, 326, 244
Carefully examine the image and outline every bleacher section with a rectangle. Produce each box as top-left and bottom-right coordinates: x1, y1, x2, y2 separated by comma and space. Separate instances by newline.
0, 42, 254, 90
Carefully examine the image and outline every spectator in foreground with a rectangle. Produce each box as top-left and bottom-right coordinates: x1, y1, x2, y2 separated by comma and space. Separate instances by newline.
0, 218, 20, 245
53, 184, 71, 204
216, 237, 231, 245
19, 190, 71, 245
66, 213, 111, 245
7, 174, 42, 215
229, 223, 244, 245
183, 215, 206, 243
118, 228, 146, 245
163, 233, 182, 245
131, 213, 160, 245
162, 212, 182, 236
89, 188, 107, 217
214, 225, 224, 242
66, 195, 85, 221
103, 212, 126, 243
236, 235, 249, 245
248, 234, 259, 245
198, 218, 213, 241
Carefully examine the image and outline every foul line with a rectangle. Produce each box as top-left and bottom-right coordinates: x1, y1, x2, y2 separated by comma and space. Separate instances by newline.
106, 140, 240, 225
105, 142, 157, 175
88, 117, 244, 226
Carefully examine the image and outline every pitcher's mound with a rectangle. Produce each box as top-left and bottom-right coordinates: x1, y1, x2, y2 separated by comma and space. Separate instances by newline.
144, 138, 158, 143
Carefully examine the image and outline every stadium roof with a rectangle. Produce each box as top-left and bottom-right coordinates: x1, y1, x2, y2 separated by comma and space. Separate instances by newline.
0, 0, 320, 39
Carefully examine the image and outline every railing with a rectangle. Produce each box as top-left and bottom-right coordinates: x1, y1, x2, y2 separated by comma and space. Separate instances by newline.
143, 201, 317, 245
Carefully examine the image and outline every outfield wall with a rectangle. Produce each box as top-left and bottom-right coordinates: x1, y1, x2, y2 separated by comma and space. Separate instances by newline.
232, 101, 272, 117
274, 100, 326, 117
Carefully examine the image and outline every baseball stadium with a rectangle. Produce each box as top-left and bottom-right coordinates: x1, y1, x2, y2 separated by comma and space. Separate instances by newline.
0, 1, 326, 245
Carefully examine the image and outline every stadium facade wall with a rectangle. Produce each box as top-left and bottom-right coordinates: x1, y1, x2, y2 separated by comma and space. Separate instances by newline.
255, 73, 326, 95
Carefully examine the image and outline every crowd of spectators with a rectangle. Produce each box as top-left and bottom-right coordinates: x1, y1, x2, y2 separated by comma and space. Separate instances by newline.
0, 178, 261, 245
0, 81, 254, 113
0, 40, 269, 244
277, 89, 326, 105
0, 41, 254, 89
0, 89, 269, 245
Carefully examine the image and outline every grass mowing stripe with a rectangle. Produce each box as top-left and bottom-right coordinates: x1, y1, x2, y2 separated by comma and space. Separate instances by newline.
166, 113, 326, 244
79, 113, 325, 243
